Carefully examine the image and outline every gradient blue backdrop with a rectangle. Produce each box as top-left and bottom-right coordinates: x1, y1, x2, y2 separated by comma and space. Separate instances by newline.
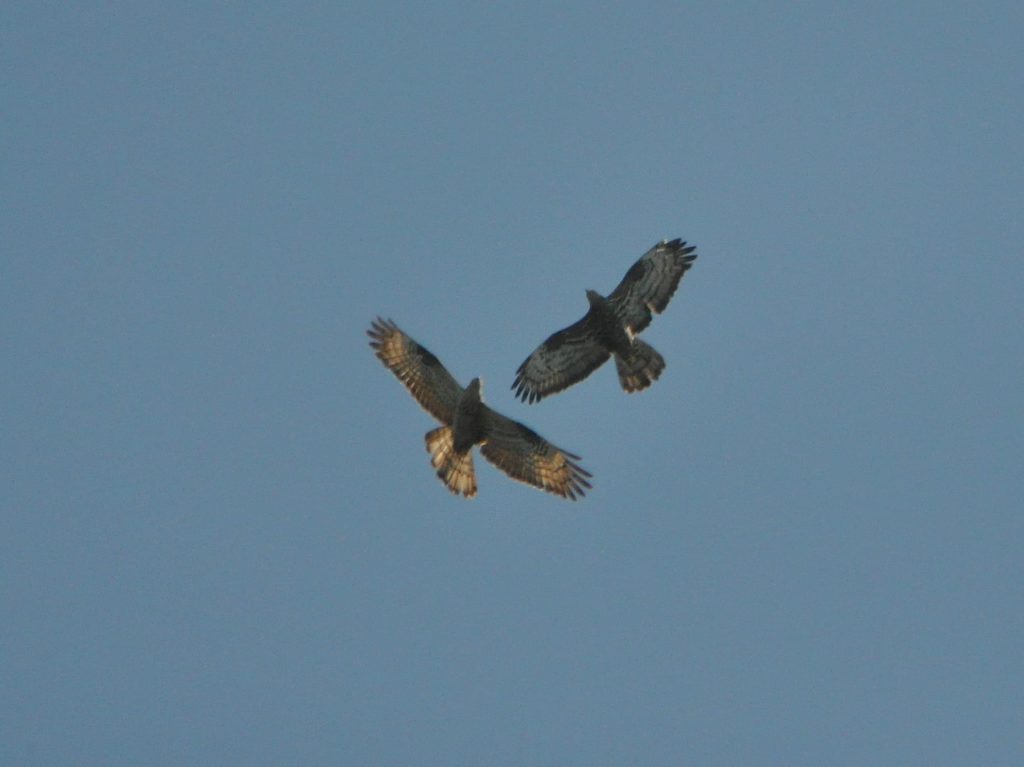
4, 3, 1022, 764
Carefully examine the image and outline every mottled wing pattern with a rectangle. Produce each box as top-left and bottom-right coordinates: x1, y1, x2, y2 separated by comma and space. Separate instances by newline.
608, 239, 698, 333
511, 316, 611, 403
367, 318, 464, 424
479, 407, 592, 500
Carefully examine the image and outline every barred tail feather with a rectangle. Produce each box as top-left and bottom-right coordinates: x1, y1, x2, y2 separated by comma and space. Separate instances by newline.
614, 340, 665, 393
425, 426, 477, 498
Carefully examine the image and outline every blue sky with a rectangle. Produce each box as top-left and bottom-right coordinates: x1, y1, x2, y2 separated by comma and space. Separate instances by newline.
4, 3, 1022, 764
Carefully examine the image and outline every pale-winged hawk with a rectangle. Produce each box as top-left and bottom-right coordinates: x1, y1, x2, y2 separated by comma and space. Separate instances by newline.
368, 318, 591, 499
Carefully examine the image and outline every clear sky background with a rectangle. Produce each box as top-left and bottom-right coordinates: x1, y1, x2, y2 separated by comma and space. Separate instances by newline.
4, 3, 1022, 765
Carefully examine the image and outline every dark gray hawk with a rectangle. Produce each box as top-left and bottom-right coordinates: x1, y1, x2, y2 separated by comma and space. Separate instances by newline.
368, 318, 592, 499
512, 238, 698, 403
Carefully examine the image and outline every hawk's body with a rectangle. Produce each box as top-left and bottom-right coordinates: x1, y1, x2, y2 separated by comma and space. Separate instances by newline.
368, 318, 591, 499
512, 239, 698, 403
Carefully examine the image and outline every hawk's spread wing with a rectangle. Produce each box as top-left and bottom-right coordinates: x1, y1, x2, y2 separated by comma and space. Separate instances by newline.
511, 316, 611, 404
367, 318, 464, 424
608, 239, 697, 333
479, 408, 592, 500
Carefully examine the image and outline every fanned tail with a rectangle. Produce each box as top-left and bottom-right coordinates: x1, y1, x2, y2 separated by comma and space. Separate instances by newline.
614, 339, 665, 393
425, 426, 477, 498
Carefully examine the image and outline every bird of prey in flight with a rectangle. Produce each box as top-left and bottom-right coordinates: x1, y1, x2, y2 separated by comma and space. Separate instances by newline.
368, 318, 591, 499
512, 239, 698, 403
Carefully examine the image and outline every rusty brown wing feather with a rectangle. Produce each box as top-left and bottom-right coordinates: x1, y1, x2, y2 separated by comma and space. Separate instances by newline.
479, 407, 592, 500
607, 239, 697, 333
511, 315, 611, 404
367, 317, 464, 424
